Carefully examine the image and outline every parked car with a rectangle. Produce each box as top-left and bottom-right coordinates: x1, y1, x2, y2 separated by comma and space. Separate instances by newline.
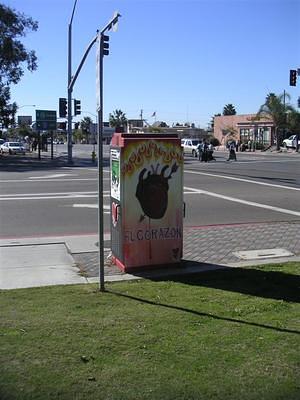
0, 139, 5, 146
21, 141, 30, 151
0, 141, 26, 155
181, 138, 202, 157
282, 135, 300, 148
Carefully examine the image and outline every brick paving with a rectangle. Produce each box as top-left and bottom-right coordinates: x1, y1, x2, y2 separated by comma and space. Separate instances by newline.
73, 221, 300, 278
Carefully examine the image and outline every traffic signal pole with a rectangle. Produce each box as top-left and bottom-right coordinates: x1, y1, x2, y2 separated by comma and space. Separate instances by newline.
67, 0, 77, 165
96, 13, 120, 292
65, 6, 121, 291
97, 33, 105, 292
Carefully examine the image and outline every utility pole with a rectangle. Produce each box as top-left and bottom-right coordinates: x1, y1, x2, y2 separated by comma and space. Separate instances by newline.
64, 8, 121, 291
283, 89, 286, 142
96, 13, 121, 292
140, 109, 143, 125
67, 0, 78, 165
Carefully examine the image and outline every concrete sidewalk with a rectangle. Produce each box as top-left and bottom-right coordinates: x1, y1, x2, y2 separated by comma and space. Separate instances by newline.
1, 221, 300, 290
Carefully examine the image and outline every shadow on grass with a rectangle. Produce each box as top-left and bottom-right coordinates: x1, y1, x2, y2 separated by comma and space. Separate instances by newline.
108, 288, 300, 335
130, 262, 300, 304
179, 264, 300, 303
105, 263, 300, 335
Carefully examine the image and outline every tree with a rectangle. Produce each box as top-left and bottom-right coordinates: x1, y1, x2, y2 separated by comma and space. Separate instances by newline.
256, 93, 294, 150
158, 121, 168, 128
287, 110, 300, 134
0, 85, 17, 127
109, 109, 127, 130
223, 104, 236, 115
0, 3, 38, 127
80, 116, 92, 143
209, 137, 220, 147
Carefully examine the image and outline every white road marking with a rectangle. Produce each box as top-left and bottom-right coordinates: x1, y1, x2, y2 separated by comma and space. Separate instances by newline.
29, 174, 73, 179
61, 167, 110, 173
0, 191, 110, 201
0, 178, 108, 183
185, 169, 300, 191
184, 186, 300, 217
73, 204, 98, 208
72, 204, 110, 214
227, 159, 300, 164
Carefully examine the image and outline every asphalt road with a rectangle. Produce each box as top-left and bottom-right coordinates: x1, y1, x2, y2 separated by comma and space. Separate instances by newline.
0, 145, 299, 238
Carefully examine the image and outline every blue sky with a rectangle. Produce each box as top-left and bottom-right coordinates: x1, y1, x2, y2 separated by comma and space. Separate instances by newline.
6, 0, 300, 128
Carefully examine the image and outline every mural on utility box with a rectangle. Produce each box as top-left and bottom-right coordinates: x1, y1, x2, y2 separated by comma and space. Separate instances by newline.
122, 139, 183, 267
136, 162, 178, 221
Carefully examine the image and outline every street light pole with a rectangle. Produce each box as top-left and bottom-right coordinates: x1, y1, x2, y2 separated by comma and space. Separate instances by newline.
97, 12, 121, 292
67, 0, 78, 165
64, 9, 120, 292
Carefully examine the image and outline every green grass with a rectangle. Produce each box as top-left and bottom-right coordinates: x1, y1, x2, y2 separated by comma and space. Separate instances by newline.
1, 262, 300, 400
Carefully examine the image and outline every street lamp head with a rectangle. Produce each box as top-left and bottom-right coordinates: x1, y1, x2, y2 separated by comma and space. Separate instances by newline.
111, 11, 121, 32
101, 11, 121, 35
19, 104, 36, 109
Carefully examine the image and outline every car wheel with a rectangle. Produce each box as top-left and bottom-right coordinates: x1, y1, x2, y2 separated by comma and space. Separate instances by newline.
9, 149, 12, 154
192, 150, 196, 157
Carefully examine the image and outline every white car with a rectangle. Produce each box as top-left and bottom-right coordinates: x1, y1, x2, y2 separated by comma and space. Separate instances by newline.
181, 138, 201, 157
282, 135, 300, 148
0, 141, 26, 155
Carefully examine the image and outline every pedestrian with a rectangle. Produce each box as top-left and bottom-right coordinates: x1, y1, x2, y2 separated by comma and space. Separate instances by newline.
227, 142, 237, 161
32, 139, 37, 151
207, 143, 216, 161
201, 141, 208, 162
248, 139, 252, 152
197, 142, 203, 161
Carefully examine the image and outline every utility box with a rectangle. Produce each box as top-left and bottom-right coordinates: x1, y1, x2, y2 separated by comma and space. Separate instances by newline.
110, 132, 183, 272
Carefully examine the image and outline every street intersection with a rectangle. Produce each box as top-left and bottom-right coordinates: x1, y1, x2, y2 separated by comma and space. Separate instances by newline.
0, 146, 299, 288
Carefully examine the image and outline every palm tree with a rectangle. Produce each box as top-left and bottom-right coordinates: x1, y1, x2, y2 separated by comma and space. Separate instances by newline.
80, 116, 93, 143
256, 93, 294, 150
109, 109, 127, 130
223, 104, 236, 115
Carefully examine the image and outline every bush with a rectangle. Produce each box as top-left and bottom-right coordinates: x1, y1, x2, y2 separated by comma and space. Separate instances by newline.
254, 142, 265, 150
210, 137, 220, 146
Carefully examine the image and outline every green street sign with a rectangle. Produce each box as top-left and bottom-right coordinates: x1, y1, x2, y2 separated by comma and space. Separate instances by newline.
36, 110, 57, 130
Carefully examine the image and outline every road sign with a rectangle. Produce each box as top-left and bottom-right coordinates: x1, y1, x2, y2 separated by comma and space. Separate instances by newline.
18, 115, 32, 126
36, 110, 57, 130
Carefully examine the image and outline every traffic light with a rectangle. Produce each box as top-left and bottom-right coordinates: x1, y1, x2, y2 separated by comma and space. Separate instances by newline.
74, 99, 81, 116
289, 69, 297, 86
298, 97, 300, 108
58, 122, 66, 130
101, 34, 109, 56
59, 98, 67, 118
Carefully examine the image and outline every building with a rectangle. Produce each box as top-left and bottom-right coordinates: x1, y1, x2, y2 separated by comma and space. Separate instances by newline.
127, 120, 208, 140
214, 114, 274, 147
155, 125, 208, 140
89, 122, 114, 144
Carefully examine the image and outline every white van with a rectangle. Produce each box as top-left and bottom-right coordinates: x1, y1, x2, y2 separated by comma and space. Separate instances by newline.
181, 138, 201, 157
